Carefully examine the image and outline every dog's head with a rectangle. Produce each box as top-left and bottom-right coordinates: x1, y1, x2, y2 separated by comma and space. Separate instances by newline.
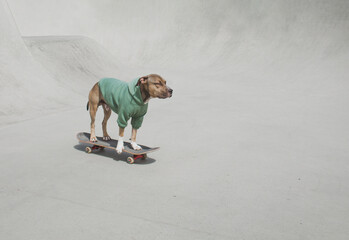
137, 74, 173, 99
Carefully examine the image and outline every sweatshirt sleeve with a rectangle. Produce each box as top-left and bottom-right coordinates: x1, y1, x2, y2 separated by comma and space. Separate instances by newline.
131, 115, 145, 129
117, 110, 130, 128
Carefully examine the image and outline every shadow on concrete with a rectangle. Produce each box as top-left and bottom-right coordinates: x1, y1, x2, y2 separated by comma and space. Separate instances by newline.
73, 144, 156, 165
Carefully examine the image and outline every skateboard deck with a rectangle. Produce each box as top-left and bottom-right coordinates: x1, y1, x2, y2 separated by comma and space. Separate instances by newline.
76, 132, 159, 163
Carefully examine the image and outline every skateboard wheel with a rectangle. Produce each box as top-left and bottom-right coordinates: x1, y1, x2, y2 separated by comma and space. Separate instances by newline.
85, 147, 92, 153
142, 154, 147, 160
127, 157, 134, 164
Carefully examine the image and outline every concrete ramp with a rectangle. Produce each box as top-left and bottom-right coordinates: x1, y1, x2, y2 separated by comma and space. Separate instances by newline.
23, 36, 123, 96
0, 0, 78, 125
8, 0, 349, 74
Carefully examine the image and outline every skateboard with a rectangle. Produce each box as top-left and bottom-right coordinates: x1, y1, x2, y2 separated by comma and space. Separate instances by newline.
76, 132, 159, 164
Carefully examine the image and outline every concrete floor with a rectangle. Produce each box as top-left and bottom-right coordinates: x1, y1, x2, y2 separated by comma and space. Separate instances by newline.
1, 0, 349, 239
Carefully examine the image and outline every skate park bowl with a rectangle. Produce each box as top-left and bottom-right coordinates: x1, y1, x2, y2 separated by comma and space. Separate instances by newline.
1, 0, 349, 239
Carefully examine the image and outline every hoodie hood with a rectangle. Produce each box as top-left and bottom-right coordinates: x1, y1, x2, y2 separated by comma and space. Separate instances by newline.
128, 78, 146, 106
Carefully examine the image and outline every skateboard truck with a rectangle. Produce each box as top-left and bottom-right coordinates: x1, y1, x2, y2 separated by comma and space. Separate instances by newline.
85, 145, 104, 153
127, 154, 147, 164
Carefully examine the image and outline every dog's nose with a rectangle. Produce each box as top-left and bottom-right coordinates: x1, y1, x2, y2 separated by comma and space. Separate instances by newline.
169, 88, 173, 94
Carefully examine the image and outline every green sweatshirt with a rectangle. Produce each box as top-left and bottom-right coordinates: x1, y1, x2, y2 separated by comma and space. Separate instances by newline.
98, 78, 148, 129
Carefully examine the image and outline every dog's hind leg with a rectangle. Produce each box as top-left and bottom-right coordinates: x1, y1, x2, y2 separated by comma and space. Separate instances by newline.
88, 83, 100, 142
102, 103, 111, 141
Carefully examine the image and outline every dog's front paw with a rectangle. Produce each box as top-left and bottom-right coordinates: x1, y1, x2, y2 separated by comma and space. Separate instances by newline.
90, 135, 97, 142
116, 139, 124, 154
131, 141, 142, 151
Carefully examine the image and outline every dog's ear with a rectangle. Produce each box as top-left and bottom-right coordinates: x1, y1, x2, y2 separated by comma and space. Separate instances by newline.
137, 76, 148, 86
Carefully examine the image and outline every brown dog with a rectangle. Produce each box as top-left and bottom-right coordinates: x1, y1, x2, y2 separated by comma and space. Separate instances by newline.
87, 74, 172, 153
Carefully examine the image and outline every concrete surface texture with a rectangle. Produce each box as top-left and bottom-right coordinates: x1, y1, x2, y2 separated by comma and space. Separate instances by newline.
1, 0, 349, 239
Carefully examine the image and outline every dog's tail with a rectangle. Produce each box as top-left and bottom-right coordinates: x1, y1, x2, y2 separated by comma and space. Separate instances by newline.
86, 101, 89, 111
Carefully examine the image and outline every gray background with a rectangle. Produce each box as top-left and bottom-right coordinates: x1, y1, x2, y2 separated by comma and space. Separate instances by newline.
1, 0, 348, 239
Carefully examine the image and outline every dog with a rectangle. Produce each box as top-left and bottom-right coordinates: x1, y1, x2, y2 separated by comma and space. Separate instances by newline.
87, 74, 172, 154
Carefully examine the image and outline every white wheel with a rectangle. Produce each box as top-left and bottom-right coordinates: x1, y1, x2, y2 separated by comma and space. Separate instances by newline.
85, 147, 92, 153
127, 157, 134, 164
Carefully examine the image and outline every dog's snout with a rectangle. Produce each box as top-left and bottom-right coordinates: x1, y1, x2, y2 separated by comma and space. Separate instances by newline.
168, 88, 173, 98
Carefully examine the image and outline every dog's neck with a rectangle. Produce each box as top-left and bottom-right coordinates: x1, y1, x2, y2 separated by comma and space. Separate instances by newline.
140, 83, 151, 103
